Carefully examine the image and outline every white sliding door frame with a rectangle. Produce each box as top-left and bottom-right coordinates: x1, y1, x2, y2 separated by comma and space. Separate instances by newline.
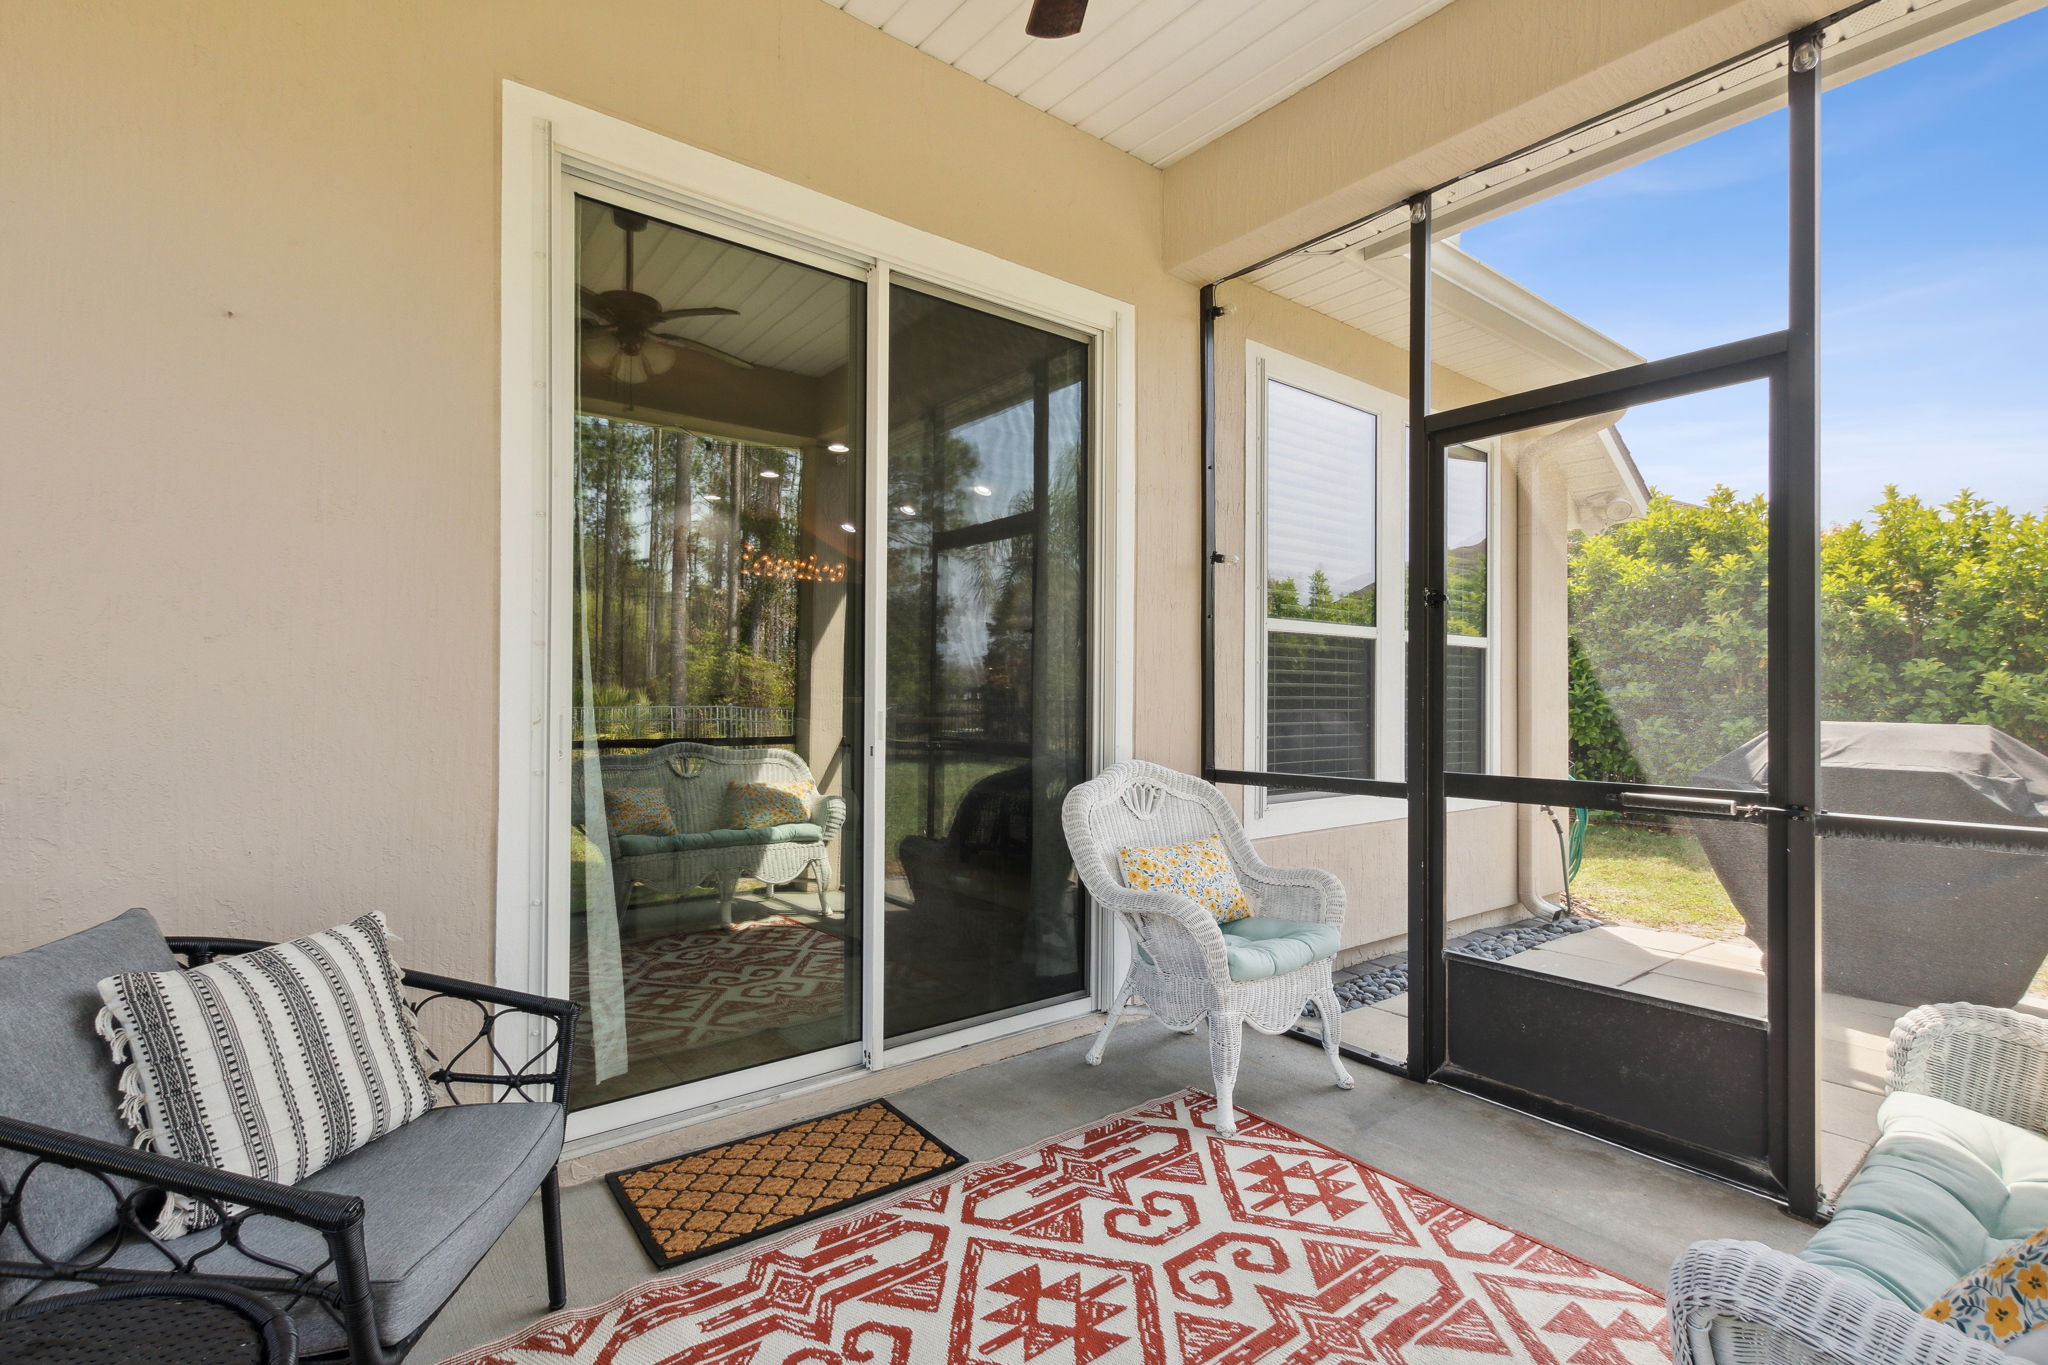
499, 82, 1135, 1145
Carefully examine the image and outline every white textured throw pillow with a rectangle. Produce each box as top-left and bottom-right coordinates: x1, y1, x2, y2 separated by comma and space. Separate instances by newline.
96, 912, 439, 1238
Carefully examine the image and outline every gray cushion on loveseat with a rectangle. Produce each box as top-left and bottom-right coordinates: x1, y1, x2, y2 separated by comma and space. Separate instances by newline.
90, 1101, 565, 1355
0, 908, 177, 1278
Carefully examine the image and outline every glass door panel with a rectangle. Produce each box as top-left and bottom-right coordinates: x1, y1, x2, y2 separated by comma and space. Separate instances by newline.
566, 195, 865, 1110
884, 284, 1090, 1039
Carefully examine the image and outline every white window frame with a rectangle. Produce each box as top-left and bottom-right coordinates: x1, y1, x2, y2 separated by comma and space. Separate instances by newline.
1242, 344, 1498, 838
498, 82, 1137, 1144
1443, 442, 1500, 778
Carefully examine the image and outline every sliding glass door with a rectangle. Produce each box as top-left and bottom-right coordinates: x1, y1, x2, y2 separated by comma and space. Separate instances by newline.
566, 194, 868, 1112
554, 187, 1097, 1126
883, 285, 1091, 1039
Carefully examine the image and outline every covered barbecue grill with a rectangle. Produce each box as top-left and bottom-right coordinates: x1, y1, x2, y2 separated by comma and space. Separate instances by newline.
1689, 722, 2048, 1006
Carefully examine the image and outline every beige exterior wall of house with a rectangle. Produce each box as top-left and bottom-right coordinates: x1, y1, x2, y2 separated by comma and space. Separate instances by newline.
0, 0, 1799, 974
0, 0, 1190, 972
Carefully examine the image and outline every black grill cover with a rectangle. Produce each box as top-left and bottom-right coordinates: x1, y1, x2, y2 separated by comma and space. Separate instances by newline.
1689, 722, 2048, 1006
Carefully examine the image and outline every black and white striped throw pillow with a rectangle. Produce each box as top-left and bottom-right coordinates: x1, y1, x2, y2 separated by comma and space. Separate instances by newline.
96, 912, 439, 1238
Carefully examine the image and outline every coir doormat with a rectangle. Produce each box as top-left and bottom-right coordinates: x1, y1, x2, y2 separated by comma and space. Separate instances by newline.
605, 1099, 968, 1269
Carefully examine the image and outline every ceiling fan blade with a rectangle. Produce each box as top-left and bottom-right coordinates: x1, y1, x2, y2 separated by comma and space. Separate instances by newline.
1025, 0, 1087, 38
659, 306, 740, 320
650, 332, 756, 370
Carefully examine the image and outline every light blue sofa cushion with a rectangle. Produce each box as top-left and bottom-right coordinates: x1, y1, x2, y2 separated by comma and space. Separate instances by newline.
92, 1101, 565, 1355
0, 908, 177, 1279
1218, 917, 1340, 981
617, 822, 824, 857
1801, 1091, 2048, 1310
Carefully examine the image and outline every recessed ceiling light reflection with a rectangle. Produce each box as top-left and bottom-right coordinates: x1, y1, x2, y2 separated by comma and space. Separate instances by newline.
759, 469, 782, 479
898, 504, 917, 516
825, 442, 850, 454
840, 522, 857, 533
971, 484, 993, 497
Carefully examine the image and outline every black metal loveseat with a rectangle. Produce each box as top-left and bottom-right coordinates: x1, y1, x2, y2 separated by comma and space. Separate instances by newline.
0, 908, 578, 1363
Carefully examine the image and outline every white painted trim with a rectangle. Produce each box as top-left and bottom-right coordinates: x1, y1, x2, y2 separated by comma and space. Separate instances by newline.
1240, 344, 1503, 839
495, 109, 556, 1018
498, 82, 1137, 1138
859, 264, 891, 1072
880, 997, 1100, 1069
566, 1044, 863, 1146
1241, 343, 1408, 838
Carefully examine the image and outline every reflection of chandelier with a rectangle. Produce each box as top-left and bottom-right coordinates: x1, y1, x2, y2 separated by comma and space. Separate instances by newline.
740, 548, 846, 583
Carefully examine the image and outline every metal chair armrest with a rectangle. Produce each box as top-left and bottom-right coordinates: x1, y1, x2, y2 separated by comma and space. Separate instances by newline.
400, 971, 580, 1108
0, 1115, 362, 1233
165, 935, 579, 1108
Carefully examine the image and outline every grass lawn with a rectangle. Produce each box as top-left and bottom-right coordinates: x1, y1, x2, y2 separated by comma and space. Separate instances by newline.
1569, 822, 1744, 939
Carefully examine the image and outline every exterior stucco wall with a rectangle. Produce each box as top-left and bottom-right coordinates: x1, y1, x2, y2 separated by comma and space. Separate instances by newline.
0, 0, 1198, 970
0, 0, 1808, 976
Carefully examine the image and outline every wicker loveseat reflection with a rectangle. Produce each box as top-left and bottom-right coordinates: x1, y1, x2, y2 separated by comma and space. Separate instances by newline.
578, 742, 845, 926
0, 910, 577, 1364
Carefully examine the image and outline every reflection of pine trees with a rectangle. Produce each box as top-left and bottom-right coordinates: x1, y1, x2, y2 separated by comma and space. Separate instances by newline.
572, 415, 807, 718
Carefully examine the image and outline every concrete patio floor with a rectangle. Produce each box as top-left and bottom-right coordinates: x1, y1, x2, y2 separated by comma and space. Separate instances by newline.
1332, 920, 2035, 1192
415, 1017, 1813, 1361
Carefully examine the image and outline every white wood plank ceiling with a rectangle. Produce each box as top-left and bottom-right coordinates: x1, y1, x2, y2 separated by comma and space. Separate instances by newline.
818, 0, 1456, 167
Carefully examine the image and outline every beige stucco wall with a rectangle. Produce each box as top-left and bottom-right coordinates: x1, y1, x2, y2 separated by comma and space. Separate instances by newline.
0, 0, 1199, 970
0, 0, 1808, 973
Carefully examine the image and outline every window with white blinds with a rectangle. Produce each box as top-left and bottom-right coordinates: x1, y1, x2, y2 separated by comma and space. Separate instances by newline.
1446, 445, 1491, 773
1248, 348, 1494, 829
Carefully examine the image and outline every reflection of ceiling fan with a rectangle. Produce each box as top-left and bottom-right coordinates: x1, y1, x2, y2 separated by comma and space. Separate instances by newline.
1025, 0, 1087, 38
580, 207, 754, 382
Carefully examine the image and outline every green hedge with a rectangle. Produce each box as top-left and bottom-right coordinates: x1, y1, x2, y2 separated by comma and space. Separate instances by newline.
1569, 486, 2048, 783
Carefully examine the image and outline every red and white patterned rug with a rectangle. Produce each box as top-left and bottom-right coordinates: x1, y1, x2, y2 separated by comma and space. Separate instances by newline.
442, 1089, 1669, 1365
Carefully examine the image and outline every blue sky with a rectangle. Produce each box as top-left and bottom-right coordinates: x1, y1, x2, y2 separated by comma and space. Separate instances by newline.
1459, 7, 2048, 526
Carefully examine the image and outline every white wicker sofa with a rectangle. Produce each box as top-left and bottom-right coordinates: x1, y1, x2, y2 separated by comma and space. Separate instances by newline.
580, 743, 844, 926
1671, 1003, 2048, 1365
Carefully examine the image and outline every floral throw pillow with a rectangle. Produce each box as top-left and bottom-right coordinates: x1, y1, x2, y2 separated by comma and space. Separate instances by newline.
604, 786, 677, 837
1117, 835, 1252, 924
1926, 1228, 2048, 1346
726, 779, 815, 830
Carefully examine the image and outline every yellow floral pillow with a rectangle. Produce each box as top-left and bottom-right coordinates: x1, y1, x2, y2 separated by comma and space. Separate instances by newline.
1926, 1228, 2048, 1345
1116, 835, 1252, 924
726, 779, 814, 830
603, 786, 676, 837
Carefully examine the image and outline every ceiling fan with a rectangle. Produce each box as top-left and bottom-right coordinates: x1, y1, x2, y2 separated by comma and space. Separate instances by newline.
1026, 0, 1088, 39
580, 206, 753, 382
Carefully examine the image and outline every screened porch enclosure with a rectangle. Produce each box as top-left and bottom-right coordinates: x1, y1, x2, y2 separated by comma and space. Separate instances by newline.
1202, 0, 2048, 1219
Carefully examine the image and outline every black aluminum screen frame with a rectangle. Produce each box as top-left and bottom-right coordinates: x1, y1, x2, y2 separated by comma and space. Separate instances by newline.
1195, 18, 1857, 1218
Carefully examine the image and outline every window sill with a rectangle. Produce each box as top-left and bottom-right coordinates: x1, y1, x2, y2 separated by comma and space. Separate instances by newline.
1244, 793, 1498, 841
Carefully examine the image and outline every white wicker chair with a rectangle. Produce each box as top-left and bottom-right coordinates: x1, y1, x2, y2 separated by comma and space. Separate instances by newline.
1670, 1003, 2048, 1365
1062, 760, 1352, 1135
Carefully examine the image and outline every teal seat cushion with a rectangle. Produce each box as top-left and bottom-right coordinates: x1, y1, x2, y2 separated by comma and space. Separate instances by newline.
617, 823, 823, 857
1801, 1091, 2048, 1309
1218, 917, 1340, 981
